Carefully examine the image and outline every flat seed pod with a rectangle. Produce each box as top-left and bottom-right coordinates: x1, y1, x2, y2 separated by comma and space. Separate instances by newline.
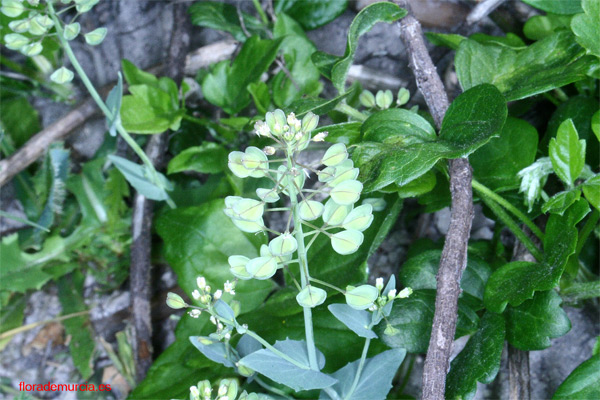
322, 143, 348, 167
225, 196, 242, 209
84, 27, 107, 46
243, 147, 269, 178
232, 198, 264, 221
4, 33, 29, 50
228, 151, 251, 178
345, 284, 378, 310
28, 17, 47, 35
232, 218, 264, 233
63, 22, 81, 40
229, 255, 252, 280
50, 67, 74, 84
1, 0, 26, 17
8, 19, 29, 33
296, 286, 327, 308
331, 229, 364, 255
20, 42, 43, 57
342, 204, 374, 232
323, 198, 352, 226
260, 244, 291, 265
256, 188, 280, 203
330, 180, 363, 205
298, 200, 324, 221
277, 165, 305, 194
329, 166, 359, 187
318, 166, 336, 182
245, 256, 278, 280
268, 234, 298, 256
362, 197, 387, 212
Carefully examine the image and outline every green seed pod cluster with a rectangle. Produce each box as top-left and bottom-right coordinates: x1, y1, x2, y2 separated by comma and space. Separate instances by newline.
359, 88, 411, 110
2, 0, 105, 84
225, 109, 375, 291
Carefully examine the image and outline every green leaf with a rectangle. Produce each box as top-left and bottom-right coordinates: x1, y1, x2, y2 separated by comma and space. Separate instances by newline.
121, 84, 182, 134
105, 72, 123, 137
274, 0, 348, 30
592, 110, 600, 141
455, 31, 594, 101
189, 336, 235, 368
167, 142, 227, 175
399, 249, 492, 303
122, 59, 158, 86
57, 270, 95, 379
108, 155, 172, 201
506, 290, 571, 350
521, 0, 582, 14
375, 290, 479, 353
327, 303, 377, 339
549, 119, 586, 187
582, 174, 600, 210
470, 117, 538, 191
426, 32, 465, 50
202, 36, 283, 115
0, 294, 26, 351
355, 84, 506, 192
445, 312, 506, 400
484, 210, 578, 313
188, 1, 264, 42
553, 355, 600, 400
272, 13, 322, 107
155, 199, 273, 313
361, 108, 436, 145
0, 96, 40, 148
312, 2, 406, 92
287, 90, 352, 117
247, 81, 270, 115
238, 348, 336, 391
321, 348, 406, 400
523, 14, 572, 41
542, 189, 581, 215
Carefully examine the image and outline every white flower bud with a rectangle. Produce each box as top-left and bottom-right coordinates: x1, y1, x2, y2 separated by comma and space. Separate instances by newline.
214, 290, 223, 300
192, 290, 201, 300
312, 131, 328, 142
397, 287, 413, 298
189, 309, 201, 318
375, 277, 384, 291
197, 277, 206, 290
387, 289, 397, 300
210, 316, 217, 325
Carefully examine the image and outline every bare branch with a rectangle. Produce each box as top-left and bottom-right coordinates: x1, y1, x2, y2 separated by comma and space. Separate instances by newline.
394, 2, 474, 400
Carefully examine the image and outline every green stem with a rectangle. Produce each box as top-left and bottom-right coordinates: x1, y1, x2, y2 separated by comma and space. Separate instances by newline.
472, 179, 544, 241
345, 330, 373, 400
0, 310, 90, 340
576, 209, 599, 255
251, 0, 269, 25
286, 151, 319, 371
309, 277, 345, 294
560, 280, 600, 303
480, 195, 543, 261
255, 377, 294, 400
334, 103, 367, 122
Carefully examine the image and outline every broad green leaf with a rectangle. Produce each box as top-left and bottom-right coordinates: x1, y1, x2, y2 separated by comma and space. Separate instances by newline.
0, 294, 26, 351
395, 169, 437, 198
455, 31, 594, 101
272, 13, 322, 107
317, 122, 362, 145
122, 59, 158, 86
189, 336, 235, 368
470, 117, 538, 191
542, 189, 580, 215
592, 110, 600, 141
523, 14, 572, 41
445, 312, 505, 400
239, 349, 336, 391
155, 200, 273, 313
355, 84, 506, 192
34, 147, 70, 233
274, 0, 348, 30
57, 270, 95, 379
399, 249, 492, 302
521, 0, 582, 14
311, 2, 406, 92
582, 174, 600, 210
484, 209, 579, 313
108, 155, 171, 201
572, 0, 600, 57
327, 303, 377, 339
506, 290, 571, 350
202, 36, 283, 115
273, 339, 327, 370
426, 32, 465, 50
247, 81, 270, 115
361, 108, 436, 145
375, 290, 479, 353
188, 1, 264, 42
320, 348, 406, 400
549, 119, 586, 187
120, 95, 180, 134
553, 355, 600, 400
0, 97, 40, 147
167, 142, 227, 174
131, 315, 231, 399
287, 90, 352, 117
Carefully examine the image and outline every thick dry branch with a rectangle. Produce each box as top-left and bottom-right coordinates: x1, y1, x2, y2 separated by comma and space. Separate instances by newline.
395, 2, 474, 400
130, 1, 191, 382
0, 99, 98, 186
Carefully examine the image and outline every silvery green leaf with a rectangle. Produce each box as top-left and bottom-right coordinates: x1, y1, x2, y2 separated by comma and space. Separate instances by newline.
239, 348, 336, 391
50, 67, 74, 84
274, 339, 326, 370
107, 155, 170, 201
105, 72, 123, 136
319, 348, 406, 400
381, 275, 396, 317
518, 157, 553, 211
189, 336, 235, 368
84, 27, 107, 46
214, 300, 236, 322
236, 334, 262, 358
328, 304, 377, 339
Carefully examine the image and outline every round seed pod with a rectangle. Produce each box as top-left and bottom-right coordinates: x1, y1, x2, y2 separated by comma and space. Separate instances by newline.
297, 200, 324, 221
296, 286, 327, 308
330, 180, 363, 205
228, 255, 252, 280
331, 229, 364, 255
342, 204, 374, 232
345, 284, 378, 310
245, 256, 278, 280
268, 234, 298, 256
322, 198, 352, 226
322, 143, 348, 167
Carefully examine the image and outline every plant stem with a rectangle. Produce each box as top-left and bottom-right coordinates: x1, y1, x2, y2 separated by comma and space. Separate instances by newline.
576, 209, 599, 255
251, 0, 269, 25
255, 377, 294, 400
334, 103, 367, 122
560, 280, 600, 303
345, 335, 372, 400
472, 179, 544, 241
309, 277, 345, 294
0, 310, 90, 340
286, 151, 319, 371
479, 195, 543, 261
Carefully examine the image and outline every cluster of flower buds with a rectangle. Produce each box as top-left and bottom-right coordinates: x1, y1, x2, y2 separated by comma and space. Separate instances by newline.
225, 110, 377, 306
344, 277, 413, 311
166, 276, 238, 322
359, 87, 411, 110
2, 0, 106, 84
190, 379, 239, 400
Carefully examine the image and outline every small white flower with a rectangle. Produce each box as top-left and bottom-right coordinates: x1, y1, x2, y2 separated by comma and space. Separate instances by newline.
217, 322, 224, 330
229, 289, 236, 295
205, 285, 211, 294
295, 132, 304, 141
375, 277, 384, 291
312, 131, 328, 142
214, 290, 223, 300
189, 309, 201, 318
387, 289, 397, 300
224, 332, 231, 340
254, 120, 271, 137
197, 277, 206, 290
210, 316, 217, 325
368, 304, 378, 312
397, 287, 413, 298
224, 280, 234, 293
190, 385, 200, 399
218, 384, 228, 396
192, 290, 201, 300
204, 386, 212, 396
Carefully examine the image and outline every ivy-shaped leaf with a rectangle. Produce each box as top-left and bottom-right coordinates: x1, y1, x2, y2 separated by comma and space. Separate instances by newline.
553, 355, 600, 399
188, 1, 264, 42
571, 0, 600, 57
